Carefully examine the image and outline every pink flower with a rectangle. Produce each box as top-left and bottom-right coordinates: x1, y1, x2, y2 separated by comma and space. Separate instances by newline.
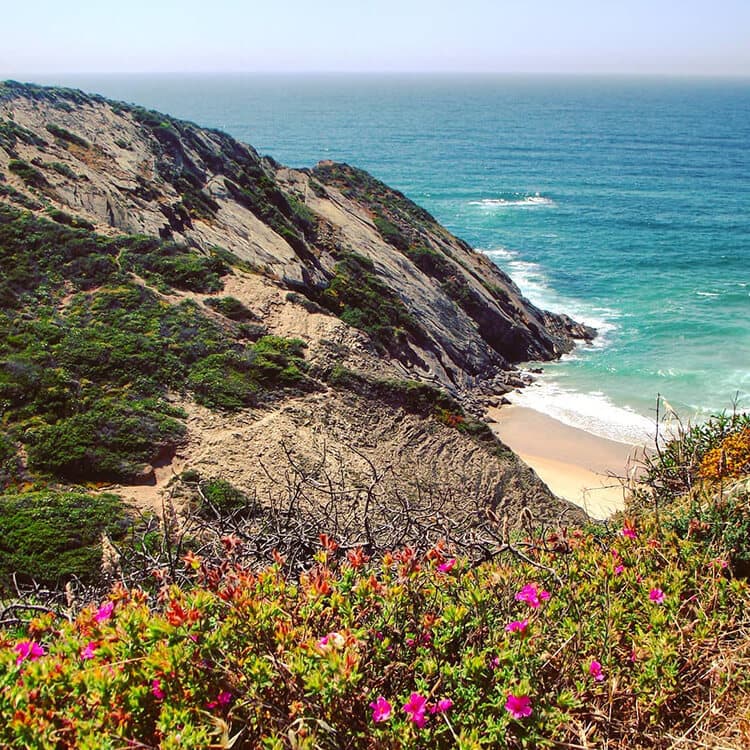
403, 692, 428, 728
490, 655, 501, 669
81, 642, 97, 660
369, 695, 392, 722
94, 601, 114, 623
589, 660, 605, 681
207, 691, 233, 709
14, 640, 45, 666
151, 678, 165, 700
622, 526, 637, 539
505, 618, 529, 634
514, 584, 550, 608
430, 698, 453, 714
437, 558, 456, 573
614, 564, 625, 575
505, 693, 532, 719
649, 588, 665, 604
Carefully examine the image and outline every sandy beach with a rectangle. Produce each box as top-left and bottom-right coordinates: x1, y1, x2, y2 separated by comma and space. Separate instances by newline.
487, 404, 647, 519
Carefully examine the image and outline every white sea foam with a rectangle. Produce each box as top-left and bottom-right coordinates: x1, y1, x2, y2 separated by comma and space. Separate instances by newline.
506, 377, 657, 446
469, 193, 555, 208
482, 246, 619, 348
695, 291, 720, 298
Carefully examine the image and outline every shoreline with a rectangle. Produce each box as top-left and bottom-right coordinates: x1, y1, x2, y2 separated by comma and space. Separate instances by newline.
487, 403, 647, 520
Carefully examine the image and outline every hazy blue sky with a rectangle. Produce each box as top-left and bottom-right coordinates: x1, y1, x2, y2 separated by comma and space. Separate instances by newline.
3, 0, 750, 76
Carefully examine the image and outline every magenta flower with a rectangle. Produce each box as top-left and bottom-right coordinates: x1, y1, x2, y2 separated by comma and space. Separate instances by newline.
430, 698, 453, 714
403, 692, 428, 728
81, 642, 97, 660
505, 618, 529, 634
614, 564, 625, 575
490, 655, 501, 669
589, 659, 605, 681
505, 693, 532, 719
649, 588, 666, 604
94, 601, 114, 623
14, 640, 45, 666
151, 678, 165, 700
437, 558, 456, 573
369, 695, 392, 722
621, 526, 637, 539
514, 584, 550, 608
207, 691, 233, 709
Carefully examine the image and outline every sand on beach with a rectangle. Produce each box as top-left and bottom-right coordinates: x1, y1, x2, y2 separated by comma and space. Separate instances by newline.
487, 404, 647, 520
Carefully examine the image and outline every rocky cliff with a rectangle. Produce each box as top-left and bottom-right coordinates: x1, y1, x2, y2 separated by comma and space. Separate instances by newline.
0, 81, 590, 576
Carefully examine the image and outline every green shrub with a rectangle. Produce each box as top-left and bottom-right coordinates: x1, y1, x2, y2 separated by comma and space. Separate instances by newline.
120, 238, 228, 293
403, 244, 454, 279
373, 214, 409, 251
640, 409, 750, 506
188, 337, 308, 410
0, 117, 48, 152
318, 253, 415, 350
0, 431, 20, 489
8, 159, 49, 189
0, 490, 127, 588
25, 397, 186, 482
45, 207, 94, 230
188, 352, 259, 410
204, 295, 255, 321
45, 123, 89, 148
46, 161, 77, 179
197, 477, 253, 517
0, 183, 42, 210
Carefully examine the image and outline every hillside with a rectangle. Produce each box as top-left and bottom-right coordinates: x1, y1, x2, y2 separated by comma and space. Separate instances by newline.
0, 81, 597, 587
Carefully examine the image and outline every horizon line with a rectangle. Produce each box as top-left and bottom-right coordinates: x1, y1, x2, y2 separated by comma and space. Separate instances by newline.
5, 70, 750, 80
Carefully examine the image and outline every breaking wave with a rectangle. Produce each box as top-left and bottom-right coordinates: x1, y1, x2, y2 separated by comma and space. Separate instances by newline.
469, 192, 555, 208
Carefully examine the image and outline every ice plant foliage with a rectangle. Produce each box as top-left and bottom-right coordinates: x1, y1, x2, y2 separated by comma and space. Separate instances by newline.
0, 504, 749, 749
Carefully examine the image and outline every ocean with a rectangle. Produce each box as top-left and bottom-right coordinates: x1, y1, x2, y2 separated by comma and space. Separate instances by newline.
31, 74, 750, 444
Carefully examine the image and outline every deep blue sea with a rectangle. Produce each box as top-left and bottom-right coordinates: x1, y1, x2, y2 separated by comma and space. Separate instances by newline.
33, 74, 750, 443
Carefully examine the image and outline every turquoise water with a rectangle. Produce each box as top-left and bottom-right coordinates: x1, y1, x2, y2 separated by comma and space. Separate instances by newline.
36, 74, 750, 442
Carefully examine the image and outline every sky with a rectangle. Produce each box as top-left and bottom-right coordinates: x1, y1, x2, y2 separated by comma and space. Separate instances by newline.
2, 0, 750, 77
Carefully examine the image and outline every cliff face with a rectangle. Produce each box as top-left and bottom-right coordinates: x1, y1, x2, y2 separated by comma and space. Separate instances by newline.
0, 81, 588, 545
0, 82, 591, 391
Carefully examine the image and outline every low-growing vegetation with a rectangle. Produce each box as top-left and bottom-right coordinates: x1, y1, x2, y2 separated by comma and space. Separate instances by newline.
316, 252, 416, 350
8, 158, 49, 189
0, 490, 127, 589
1, 409, 749, 748
45, 123, 89, 148
0, 206, 311, 485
